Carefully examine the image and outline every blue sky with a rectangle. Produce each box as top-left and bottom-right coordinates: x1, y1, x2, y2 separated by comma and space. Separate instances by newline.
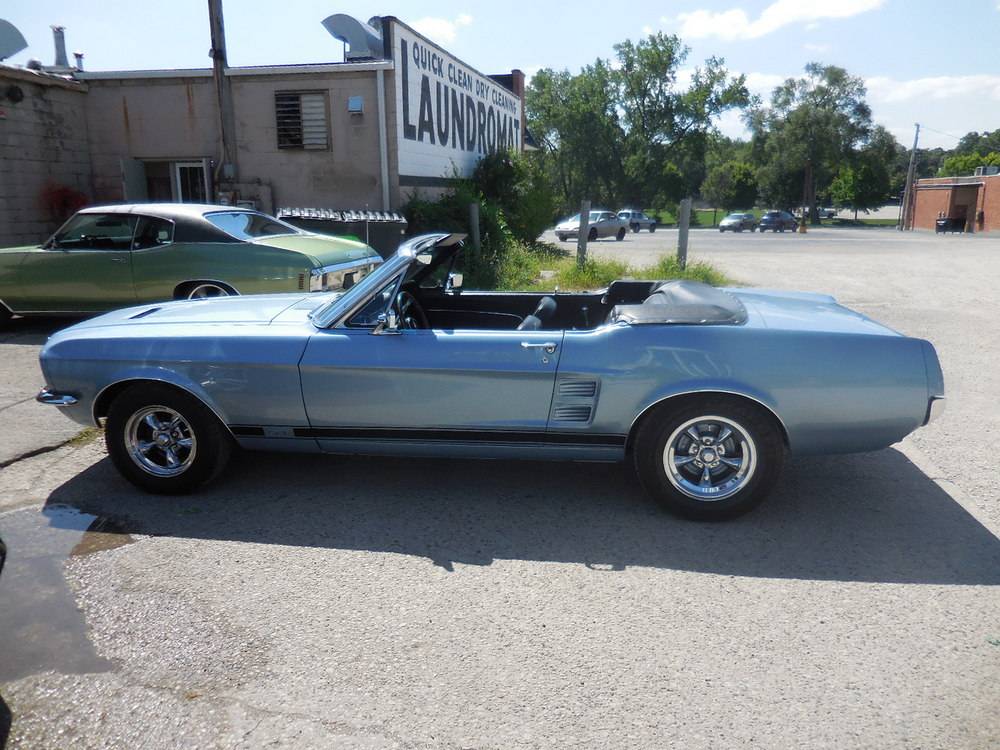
4, 0, 998, 148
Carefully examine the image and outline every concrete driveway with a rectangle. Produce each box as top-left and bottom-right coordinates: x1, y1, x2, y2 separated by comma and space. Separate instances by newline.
1, 228, 998, 749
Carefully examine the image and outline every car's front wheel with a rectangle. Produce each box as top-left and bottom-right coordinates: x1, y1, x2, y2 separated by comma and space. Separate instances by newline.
588, 228, 598, 242
556, 234, 567, 242
631, 223, 640, 233
616, 228, 626, 241
632, 397, 785, 520
648, 223, 656, 233
105, 383, 233, 494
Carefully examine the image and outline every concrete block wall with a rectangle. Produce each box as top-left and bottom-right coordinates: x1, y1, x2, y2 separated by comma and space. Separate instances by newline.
0, 69, 92, 246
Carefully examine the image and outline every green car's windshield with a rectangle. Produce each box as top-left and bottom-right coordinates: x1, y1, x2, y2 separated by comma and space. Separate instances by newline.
47, 213, 138, 250
205, 211, 303, 240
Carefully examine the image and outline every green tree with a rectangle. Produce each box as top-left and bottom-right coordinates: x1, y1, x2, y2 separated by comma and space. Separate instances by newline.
701, 161, 758, 223
829, 160, 889, 220
750, 63, 873, 222
955, 130, 1000, 156
938, 151, 1000, 176
527, 32, 750, 211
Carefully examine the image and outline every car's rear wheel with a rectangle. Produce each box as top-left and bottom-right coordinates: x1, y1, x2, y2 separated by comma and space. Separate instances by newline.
649, 223, 656, 233
632, 397, 785, 520
556, 234, 567, 242
719, 227, 725, 232
187, 283, 231, 299
105, 383, 233, 494
0, 304, 11, 327
616, 228, 626, 241
631, 223, 640, 233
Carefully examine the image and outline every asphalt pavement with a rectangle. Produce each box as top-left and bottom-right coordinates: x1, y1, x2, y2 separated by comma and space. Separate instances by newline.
1, 226, 998, 749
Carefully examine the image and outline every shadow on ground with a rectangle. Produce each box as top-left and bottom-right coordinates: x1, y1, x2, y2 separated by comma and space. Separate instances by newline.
0, 317, 79, 346
42, 447, 1000, 584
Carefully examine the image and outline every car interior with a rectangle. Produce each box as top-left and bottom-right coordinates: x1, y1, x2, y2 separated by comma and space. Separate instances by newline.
357, 243, 747, 331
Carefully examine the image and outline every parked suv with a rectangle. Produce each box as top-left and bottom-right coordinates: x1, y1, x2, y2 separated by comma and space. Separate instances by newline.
617, 209, 657, 233
758, 210, 798, 232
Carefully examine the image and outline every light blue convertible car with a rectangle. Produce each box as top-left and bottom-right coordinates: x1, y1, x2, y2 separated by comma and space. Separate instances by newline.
37, 233, 944, 520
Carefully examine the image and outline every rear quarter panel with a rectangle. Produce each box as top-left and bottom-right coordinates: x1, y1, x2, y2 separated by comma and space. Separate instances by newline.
560, 324, 929, 454
0, 247, 31, 307
131, 242, 310, 301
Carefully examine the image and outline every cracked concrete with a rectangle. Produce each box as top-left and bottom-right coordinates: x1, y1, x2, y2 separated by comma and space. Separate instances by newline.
0, 318, 82, 466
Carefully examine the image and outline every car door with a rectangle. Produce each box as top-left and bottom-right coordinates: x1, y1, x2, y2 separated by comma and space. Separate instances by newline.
299, 276, 564, 454
15, 212, 137, 312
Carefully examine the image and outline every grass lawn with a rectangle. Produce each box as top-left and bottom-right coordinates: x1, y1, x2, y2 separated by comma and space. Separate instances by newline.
497, 242, 733, 292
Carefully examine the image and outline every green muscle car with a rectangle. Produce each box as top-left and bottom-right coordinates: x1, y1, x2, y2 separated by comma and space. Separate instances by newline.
0, 203, 382, 323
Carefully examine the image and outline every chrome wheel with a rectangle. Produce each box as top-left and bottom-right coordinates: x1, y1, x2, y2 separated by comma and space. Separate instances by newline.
663, 415, 757, 502
188, 283, 229, 299
124, 405, 197, 477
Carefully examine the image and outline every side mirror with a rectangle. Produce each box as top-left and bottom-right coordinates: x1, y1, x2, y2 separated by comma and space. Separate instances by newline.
446, 272, 463, 291
372, 309, 401, 335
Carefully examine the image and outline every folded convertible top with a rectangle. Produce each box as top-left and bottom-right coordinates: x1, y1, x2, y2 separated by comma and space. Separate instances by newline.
610, 280, 747, 326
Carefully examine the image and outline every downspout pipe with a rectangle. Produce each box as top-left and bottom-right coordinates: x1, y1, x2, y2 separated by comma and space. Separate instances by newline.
376, 67, 390, 211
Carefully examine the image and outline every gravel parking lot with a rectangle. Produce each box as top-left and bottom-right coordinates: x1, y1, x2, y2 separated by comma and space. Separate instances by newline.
1, 227, 998, 749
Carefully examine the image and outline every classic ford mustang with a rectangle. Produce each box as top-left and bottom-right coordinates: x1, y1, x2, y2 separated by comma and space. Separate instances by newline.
36, 233, 944, 519
0, 203, 381, 323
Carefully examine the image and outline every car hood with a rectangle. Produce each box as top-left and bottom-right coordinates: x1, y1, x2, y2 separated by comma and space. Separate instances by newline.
252, 233, 382, 266
55, 292, 337, 332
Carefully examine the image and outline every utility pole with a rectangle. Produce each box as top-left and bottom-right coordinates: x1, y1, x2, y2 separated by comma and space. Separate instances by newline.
208, 0, 238, 187
899, 123, 920, 231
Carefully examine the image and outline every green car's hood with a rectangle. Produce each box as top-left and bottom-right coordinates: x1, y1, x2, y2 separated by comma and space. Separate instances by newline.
253, 233, 381, 267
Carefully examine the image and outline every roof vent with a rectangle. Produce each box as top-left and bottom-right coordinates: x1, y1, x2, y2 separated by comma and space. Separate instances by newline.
51, 25, 68, 68
321, 14, 383, 60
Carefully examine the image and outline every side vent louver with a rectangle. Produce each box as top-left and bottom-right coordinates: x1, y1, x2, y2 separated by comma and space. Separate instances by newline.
558, 379, 598, 398
553, 405, 592, 422
129, 307, 161, 319
551, 378, 600, 425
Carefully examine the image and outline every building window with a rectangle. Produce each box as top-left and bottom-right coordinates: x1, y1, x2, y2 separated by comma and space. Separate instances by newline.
275, 91, 329, 150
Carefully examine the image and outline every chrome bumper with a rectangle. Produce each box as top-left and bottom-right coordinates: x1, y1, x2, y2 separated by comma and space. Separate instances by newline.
924, 396, 945, 425
36, 388, 78, 407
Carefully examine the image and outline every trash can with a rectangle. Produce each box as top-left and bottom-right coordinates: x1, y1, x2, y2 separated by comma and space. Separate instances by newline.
277, 208, 408, 259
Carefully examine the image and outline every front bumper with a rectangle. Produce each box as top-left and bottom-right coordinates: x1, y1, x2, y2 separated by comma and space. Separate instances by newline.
37, 387, 78, 406
310, 257, 381, 292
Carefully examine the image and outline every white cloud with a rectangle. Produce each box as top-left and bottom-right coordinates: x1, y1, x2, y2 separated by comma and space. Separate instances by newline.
866, 74, 1000, 103
642, 24, 654, 35
803, 42, 831, 53
410, 13, 473, 44
672, 0, 885, 41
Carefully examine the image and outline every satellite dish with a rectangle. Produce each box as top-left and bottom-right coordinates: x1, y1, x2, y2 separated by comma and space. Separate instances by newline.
321, 14, 383, 60
0, 19, 28, 62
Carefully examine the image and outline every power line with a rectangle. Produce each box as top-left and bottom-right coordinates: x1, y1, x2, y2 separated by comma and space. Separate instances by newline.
920, 125, 963, 142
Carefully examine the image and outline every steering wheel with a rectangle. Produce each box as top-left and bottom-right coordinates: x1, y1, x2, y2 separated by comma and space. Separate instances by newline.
394, 290, 429, 329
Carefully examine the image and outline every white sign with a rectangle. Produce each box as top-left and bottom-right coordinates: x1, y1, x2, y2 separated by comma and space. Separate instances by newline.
392, 21, 523, 183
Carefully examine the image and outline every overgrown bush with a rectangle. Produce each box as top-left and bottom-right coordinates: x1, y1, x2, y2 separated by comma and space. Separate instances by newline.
471, 152, 556, 243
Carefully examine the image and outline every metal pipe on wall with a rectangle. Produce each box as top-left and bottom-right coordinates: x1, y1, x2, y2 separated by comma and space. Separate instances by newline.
376, 67, 390, 211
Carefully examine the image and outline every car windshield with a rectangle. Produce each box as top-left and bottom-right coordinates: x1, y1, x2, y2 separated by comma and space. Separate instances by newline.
205, 211, 302, 240
725, 213, 744, 220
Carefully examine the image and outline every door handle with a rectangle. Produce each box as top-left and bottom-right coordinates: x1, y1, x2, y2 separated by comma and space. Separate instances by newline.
110, 256, 126, 263
521, 341, 557, 354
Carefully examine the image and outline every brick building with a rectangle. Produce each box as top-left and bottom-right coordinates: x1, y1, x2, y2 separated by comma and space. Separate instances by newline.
909, 171, 1000, 234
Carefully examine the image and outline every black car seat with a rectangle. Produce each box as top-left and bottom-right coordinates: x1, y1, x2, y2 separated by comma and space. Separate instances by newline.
517, 295, 557, 330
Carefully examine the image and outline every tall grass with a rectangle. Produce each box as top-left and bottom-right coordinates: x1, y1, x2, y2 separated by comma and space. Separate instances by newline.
494, 244, 734, 291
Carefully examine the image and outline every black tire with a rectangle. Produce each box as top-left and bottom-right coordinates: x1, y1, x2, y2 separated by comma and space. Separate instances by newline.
649, 223, 656, 233
632, 396, 785, 520
556, 234, 566, 242
105, 383, 233, 494
719, 227, 725, 233
631, 223, 640, 233
588, 227, 598, 241
0, 304, 11, 327
616, 228, 626, 241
